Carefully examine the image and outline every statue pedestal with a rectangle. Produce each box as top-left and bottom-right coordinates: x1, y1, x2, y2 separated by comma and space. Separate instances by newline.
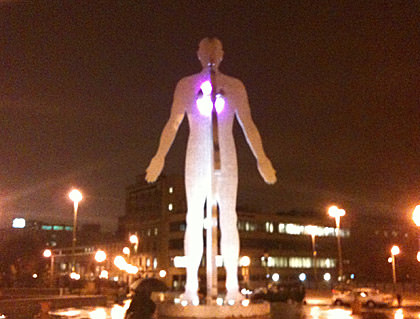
157, 302, 270, 318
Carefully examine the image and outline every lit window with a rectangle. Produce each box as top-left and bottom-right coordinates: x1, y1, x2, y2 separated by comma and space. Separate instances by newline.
53, 225, 64, 231
146, 258, 151, 267
154, 227, 158, 235
153, 258, 158, 269
265, 222, 274, 233
169, 187, 174, 194
278, 223, 285, 233
168, 203, 173, 211
147, 229, 151, 236
285, 223, 304, 235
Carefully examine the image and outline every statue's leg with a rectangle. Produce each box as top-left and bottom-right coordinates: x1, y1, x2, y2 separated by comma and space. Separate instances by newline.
182, 180, 207, 302
218, 188, 243, 302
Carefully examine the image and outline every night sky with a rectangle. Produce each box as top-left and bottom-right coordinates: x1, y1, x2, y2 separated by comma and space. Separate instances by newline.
1, 1, 419, 231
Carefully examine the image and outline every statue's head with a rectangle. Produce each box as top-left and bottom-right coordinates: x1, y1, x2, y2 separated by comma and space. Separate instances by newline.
197, 37, 224, 69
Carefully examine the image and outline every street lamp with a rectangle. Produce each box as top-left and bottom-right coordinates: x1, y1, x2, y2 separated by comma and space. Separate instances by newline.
412, 205, 420, 262
129, 234, 139, 254
95, 250, 107, 263
306, 225, 318, 283
239, 256, 251, 289
390, 245, 400, 285
43, 249, 55, 287
328, 205, 346, 281
69, 189, 82, 271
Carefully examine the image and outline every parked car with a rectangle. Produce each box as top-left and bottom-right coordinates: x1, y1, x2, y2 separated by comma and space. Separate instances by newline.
332, 287, 394, 308
251, 279, 305, 303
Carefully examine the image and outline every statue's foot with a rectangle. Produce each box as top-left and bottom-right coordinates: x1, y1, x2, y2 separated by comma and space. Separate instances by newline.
224, 289, 244, 304
180, 290, 200, 305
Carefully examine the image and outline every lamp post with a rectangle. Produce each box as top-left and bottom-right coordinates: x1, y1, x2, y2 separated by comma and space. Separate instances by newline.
390, 245, 400, 285
328, 205, 346, 281
129, 234, 139, 254
43, 249, 54, 288
306, 225, 318, 284
69, 189, 82, 272
239, 256, 251, 289
412, 205, 420, 262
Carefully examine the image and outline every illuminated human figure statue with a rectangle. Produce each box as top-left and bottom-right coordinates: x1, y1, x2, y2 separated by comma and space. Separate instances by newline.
146, 38, 276, 302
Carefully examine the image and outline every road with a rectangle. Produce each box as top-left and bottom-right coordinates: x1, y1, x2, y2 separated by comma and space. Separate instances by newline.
46, 292, 420, 319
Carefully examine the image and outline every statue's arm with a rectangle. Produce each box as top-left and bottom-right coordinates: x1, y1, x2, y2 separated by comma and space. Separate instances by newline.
235, 82, 277, 184
145, 81, 186, 183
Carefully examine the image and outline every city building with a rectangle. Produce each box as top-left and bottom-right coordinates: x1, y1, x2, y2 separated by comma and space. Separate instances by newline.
118, 175, 349, 290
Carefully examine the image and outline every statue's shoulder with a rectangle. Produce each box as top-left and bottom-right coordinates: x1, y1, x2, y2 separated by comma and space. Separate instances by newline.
177, 74, 201, 87
221, 74, 246, 91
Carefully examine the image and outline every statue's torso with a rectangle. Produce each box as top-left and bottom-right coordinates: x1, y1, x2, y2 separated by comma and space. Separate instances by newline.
178, 71, 243, 177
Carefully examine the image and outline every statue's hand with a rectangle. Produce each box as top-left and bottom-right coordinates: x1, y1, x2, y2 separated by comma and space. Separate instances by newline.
257, 158, 277, 184
145, 156, 165, 183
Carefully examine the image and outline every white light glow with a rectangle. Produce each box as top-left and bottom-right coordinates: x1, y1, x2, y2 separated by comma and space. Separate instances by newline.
299, 273, 307, 281
123, 247, 130, 255
69, 189, 82, 203
391, 245, 400, 256
197, 95, 213, 117
413, 205, 420, 226
32, 273, 38, 279
272, 273, 280, 282
228, 299, 235, 306
70, 272, 80, 280
200, 81, 212, 95
241, 299, 250, 307
114, 256, 127, 270
323, 273, 331, 281
12, 218, 26, 229
99, 270, 108, 279
216, 297, 224, 305
239, 256, 251, 267
159, 270, 167, 278
126, 264, 139, 275
43, 249, 52, 258
394, 308, 404, 319
129, 235, 139, 245
95, 250, 106, 263
215, 94, 225, 113
310, 306, 321, 318
89, 308, 107, 319
181, 300, 188, 307
192, 297, 199, 306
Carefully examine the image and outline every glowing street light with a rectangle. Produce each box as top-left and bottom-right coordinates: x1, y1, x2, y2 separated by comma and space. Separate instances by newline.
43, 249, 55, 287
412, 205, 420, 262
95, 250, 107, 263
239, 256, 251, 288
328, 205, 346, 281
114, 256, 127, 270
390, 245, 400, 285
412, 205, 420, 227
129, 234, 139, 254
69, 189, 82, 271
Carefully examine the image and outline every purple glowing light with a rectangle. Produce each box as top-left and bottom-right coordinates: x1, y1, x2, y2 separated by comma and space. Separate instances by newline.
197, 81, 225, 116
